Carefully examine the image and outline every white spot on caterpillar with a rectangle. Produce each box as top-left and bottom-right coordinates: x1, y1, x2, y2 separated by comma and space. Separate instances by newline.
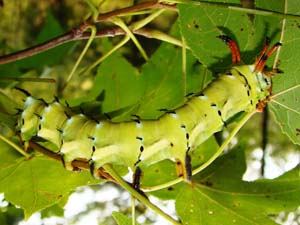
96, 123, 102, 129
210, 103, 218, 109
24, 97, 35, 106
66, 117, 73, 124
198, 95, 208, 100
93, 137, 97, 143
249, 65, 255, 72
227, 75, 236, 79
171, 113, 178, 119
44, 105, 51, 112
136, 122, 143, 129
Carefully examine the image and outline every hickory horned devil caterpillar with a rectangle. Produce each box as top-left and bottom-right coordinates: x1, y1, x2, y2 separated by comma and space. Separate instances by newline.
16, 35, 281, 189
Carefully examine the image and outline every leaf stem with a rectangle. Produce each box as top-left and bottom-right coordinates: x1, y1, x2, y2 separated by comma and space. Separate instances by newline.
102, 164, 181, 225
141, 111, 255, 192
0, 135, 31, 158
111, 17, 149, 61
64, 25, 96, 87
82, 36, 130, 75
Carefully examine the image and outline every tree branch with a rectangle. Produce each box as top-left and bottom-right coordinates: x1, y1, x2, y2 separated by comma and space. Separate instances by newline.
28, 141, 117, 183
0, 1, 176, 65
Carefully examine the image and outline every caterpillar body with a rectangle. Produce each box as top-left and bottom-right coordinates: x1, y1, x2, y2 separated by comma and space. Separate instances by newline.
17, 36, 281, 186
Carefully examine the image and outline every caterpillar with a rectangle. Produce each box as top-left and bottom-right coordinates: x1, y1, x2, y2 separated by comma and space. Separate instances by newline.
16, 36, 281, 188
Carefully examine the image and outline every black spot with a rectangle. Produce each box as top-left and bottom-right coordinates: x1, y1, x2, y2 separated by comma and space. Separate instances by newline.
185, 92, 194, 97
176, 161, 181, 165
247, 90, 250, 96
200, 180, 213, 187
186, 133, 189, 139
132, 114, 141, 123
170, 142, 174, 147
38, 98, 48, 107
88, 136, 95, 141
14, 87, 31, 96
181, 125, 186, 129
38, 124, 42, 130
34, 113, 42, 120
56, 127, 63, 133
195, 93, 205, 97
140, 146, 144, 152
134, 159, 141, 166
54, 96, 60, 103
104, 113, 111, 120
64, 111, 71, 119
132, 118, 140, 124
167, 187, 174, 191
250, 100, 253, 105
210, 103, 217, 107
22, 118, 25, 125
92, 146, 96, 151
204, 114, 207, 117
217, 110, 222, 116
136, 136, 143, 141
92, 118, 100, 124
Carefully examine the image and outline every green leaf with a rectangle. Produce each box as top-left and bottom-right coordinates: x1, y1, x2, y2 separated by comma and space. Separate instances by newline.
138, 43, 211, 119
141, 137, 219, 199
267, 0, 300, 145
179, 0, 254, 71
0, 141, 98, 219
179, 0, 300, 145
176, 146, 300, 225
91, 39, 145, 121
112, 212, 140, 225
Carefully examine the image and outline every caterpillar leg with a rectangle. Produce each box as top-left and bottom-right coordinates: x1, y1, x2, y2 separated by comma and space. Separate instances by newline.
175, 156, 192, 183
132, 166, 142, 190
217, 35, 241, 64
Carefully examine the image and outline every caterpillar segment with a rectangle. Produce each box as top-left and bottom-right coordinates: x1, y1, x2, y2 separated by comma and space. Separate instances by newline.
16, 36, 281, 189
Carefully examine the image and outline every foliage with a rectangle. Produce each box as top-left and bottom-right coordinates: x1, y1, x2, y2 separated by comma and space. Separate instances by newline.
0, 0, 299, 224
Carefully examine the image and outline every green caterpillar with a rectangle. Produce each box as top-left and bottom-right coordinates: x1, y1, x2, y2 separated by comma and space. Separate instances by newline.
16, 36, 281, 187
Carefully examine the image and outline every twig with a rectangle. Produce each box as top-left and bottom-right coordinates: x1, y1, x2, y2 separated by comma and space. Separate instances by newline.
0, 1, 176, 65
94, 1, 176, 22
28, 141, 116, 183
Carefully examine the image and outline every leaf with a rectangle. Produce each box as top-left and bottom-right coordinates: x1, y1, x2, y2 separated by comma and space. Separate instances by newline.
91, 39, 145, 121
112, 212, 141, 225
0, 141, 98, 219
179, 0, 300, 145
179, 0, 256, 71
141, 137, 219, 200
266, 0, 300, 145
176, 146, 300, 225
138, 40, 211, 119
92, 23, 211, 121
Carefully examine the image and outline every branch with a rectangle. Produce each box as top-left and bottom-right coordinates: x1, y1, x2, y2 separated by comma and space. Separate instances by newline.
0, 1, 176, 65
28, 141, 117, 183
